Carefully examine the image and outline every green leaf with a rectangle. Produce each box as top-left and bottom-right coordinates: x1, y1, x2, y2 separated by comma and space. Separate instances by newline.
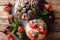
17, 32, 21, 35
10, 38, 14, 40
12, 28, 17, 33
13, 17, 18, 26
42, 8, 48, 15
16, 32, 23, 40
10, 22, 17, 28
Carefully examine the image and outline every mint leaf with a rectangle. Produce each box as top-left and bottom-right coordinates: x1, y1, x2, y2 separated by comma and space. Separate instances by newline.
17, 32, 21, 35
12, 28, 17, 33
42, 8, 48, 15
10, 22, 17, 28
13, 17, 18, 26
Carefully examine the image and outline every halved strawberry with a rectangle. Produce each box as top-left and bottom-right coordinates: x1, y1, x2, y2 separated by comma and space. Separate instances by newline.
37, 26, 47, 34
45, 4, 51, 10
38, 26, 44, 32
18, 26, 23, 32
28, 30, 38, 40
29, 21, 37, 29
8, 14, 13, 20
31, 36, 37, 40
7, 34, 13, 39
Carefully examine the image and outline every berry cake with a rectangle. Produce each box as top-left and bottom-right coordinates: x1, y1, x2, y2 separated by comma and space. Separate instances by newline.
14, 0, 39, 20
25, 19, 47, 40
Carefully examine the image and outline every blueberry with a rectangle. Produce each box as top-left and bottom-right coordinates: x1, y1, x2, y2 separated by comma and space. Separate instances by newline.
21, 8, 26, 13
24, 0, 29, 4
21, 3, 26, 7
23, 13, 28, 17
28, 10, 32, 14
26, 4, 31, 10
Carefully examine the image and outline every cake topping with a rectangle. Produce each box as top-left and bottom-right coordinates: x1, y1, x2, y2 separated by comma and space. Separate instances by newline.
18, 26, 23, 32
45, 4, 51, 10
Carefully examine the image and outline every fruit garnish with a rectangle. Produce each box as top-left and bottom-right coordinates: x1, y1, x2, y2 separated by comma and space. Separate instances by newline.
37, 26, 47, 34
8, 14, 13, 20
2, 29, 7, 34
18, 26, 23, 32
28, 30, 38, 39
7, 34, 13, 39
7, 3, 12, 7
49, 16, 52, 19
6, 25, 9, 29
29, 21, 37, 29
45, 4, 51, 10
4, 6, 10, 11
37, 26, 44, 34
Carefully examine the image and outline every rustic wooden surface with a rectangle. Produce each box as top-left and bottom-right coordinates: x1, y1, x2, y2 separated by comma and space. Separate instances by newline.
0, 0, 60, 40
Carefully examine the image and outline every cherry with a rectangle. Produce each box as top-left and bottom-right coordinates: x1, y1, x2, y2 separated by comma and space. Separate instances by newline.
7, 3, 12, 7
2, 29, 7, 34
6, 25, 9, 29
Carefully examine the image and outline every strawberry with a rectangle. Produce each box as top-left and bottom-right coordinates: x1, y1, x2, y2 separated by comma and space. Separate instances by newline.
29, 21, 37, 29
5, 3, 12, 7
45, 4, 51, 10
28, 30, 38, 40
7, 34, 13, 39
4, 6, 9, 11
8, 14, 13, 20
18, 26, 23, 32
31, 36, 37, 40
37, 26, 47, 34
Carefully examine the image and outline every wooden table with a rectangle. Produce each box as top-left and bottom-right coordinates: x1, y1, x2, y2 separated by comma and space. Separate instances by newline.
0, 0, 60, 40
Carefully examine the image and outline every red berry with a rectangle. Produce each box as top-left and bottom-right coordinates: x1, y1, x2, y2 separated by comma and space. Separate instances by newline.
7, 34, 13, 39
4, 6, 9, 11
29, 21, 37, 29
2, 29, 7, 34
7, 3, 12, 7
18, 26, 23, 32
6, 25, 9, 29
38, 26, 47, 34
37, 26, 46, 34
31, 37, 37, 40
8, 14, 13, 20
45, 4, 51, 10
28, 30, 38, 40
49, 16, 52, 19
5, 3, 12, 7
